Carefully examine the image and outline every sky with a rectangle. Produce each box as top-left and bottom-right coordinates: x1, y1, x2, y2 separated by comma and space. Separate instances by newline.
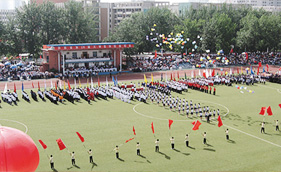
100, 0, 201, 3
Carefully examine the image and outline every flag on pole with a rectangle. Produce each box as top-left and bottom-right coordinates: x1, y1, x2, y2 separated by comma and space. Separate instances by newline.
3, 82, 7, 93
125, 137, 135, 143
241, 66, 243, 74
185, 72, 187, 79
63, 80, 66, 90
199, 69, 201, 77
59, 80, 62, 89
38, 81, 40, 90
106, 76, 108, 88
115, 76, 118, 85
56, 138, 66, 150
257, 67, 259, 75
51, 80, 53, 89
74, 78, 77, 89
218, 115, 223, 127
55, 82, 57, 90
133, 126, 136, 135
144, 74, 148, 84
237, 68, 239, 74
161, 73, 163, 81
259, 62, 262, 68
245, 52, 248, 60
170, 73, 172, 81
267, 106, 273, 116
98, 77, 100, 87
22, 82, 24, 91
154, 50, 157, 58
230, 48, 233, 53
259, 107, 266, 115
151, 122, 155, 134
79, 78, 81, 88
38, 140, 47, 149
168, 119, 173, 129
14, 83, 16, 92
44, 80, 47, 91
266, 64, 269, 72
191, 70, 194, 78
177, 71, 179, 80
91, 77, 94, 88
192, 120, 202, 130
151, 73, 154, 83
32, 82, 34, 88
211, 69, 215, 77
67, 80, 71, 89
229, 68, 232, 75
279, 104, 281, 108
203, 71, 206, 78
76, 132, 85, 142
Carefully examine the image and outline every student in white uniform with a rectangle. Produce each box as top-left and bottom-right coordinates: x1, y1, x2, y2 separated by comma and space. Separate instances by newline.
185, 134, 189, 147
203, 132, 207, 144
155, 139, 160, 152
170, 137, 175, 149
261, 122, 265, 133
71, 152, 75, 165
136, 142, 140, 155
114, 145, 119, 158
275, 120, 279, 131
88, 149, 93, 163
49, 155, 54, 170
225, 129, 229, 140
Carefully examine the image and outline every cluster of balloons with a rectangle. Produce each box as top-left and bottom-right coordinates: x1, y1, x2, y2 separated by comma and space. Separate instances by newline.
146, 24, 203, 51
235, 85, 255, 94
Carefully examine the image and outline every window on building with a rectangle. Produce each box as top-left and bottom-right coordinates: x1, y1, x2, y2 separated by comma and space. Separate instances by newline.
93, 51, 97, 57
72, 52, 77, 58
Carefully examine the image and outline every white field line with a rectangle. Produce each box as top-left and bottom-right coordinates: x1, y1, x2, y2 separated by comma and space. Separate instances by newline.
0, 119, 28, 133
259, 85, 281, 94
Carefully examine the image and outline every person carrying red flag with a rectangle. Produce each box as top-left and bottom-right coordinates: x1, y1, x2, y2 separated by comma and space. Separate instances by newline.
261, 122, 265, 134
170, 137, 175, 149
88, 149, 93, 164
225, 129, 229, 140
275, 120, 279, 131
202, 132, 207, 144
70, 152, 76, 165
155, 139, 160, 152
185, 134, 189, 147
136, 142, 140, 155
114, 145, 119, 159
49, 155, 54, 170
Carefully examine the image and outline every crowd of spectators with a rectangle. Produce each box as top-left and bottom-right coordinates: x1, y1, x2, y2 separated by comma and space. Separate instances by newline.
128, 52, 281, 72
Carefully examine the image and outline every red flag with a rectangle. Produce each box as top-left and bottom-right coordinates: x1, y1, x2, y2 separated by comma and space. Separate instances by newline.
67, 79, 71, 89
55, 82, 57, 90
177, 71, 179, 80
154, 50, 157, 58
191, 121, 196, 125
257, 67, 259, 75
237, 68, 239, 74
267, 106, 273, 116
125, 137, 135, 143
32, 82, 34, 88
192, 120, 202, 130
266, 64, 269, 72
133, 126, 136, 135
38, 81, 40, 90
76, 132, 84, 142
245, 52, 248, 60
258, 62, 262, 68
56, 138, 66, 150
230, 48, 233, 53
98, 77, 100, 87
151, 122, 155, 134
203, 71, 206, 78
14, 83, 16, 93
168, 119, 173, 129
40, 55, 42, 59
259, 107, 266, 115
211, 69, 215, 77
38, 140, 47, 149
279, 104, 281, 108
218, 115, 223, 127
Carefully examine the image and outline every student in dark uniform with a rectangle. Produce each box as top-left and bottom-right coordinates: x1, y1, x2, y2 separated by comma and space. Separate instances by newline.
213, 87, 216, 95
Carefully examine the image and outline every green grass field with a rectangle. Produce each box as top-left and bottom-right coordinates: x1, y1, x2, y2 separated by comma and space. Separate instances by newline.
1, 81, 281, 171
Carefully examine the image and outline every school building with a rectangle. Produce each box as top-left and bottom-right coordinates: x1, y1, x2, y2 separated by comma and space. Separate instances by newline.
42, 42, 135, 74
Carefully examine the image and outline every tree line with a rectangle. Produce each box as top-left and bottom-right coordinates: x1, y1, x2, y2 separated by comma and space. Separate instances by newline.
0, 0, 99, 58
104, 5, 281, 55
